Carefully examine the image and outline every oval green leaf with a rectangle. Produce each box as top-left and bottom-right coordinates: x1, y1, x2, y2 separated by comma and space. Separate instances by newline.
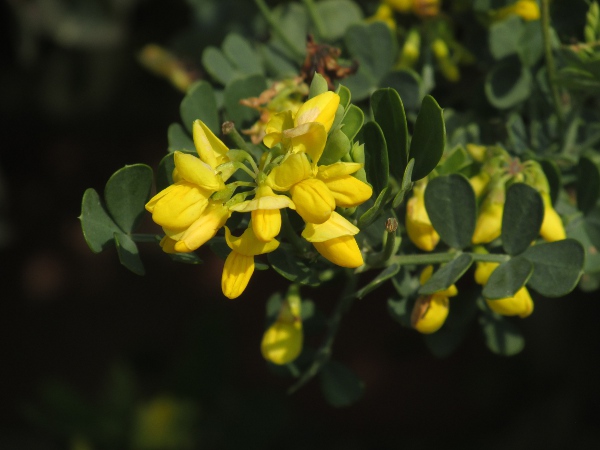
408, 95, 446, 181
180, 81, 219, 134
577, 155, 600, 214
114, 232, 145, 276
362, 121, 389, 198
424, 174, 476, 249
502, 183, 544, 255
482, 256, 533, 300
479, 309, 525, 356
418, 253, 473, 295
80, 188, 119, 253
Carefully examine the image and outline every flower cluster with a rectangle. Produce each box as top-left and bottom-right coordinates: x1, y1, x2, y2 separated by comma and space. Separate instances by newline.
145, 90, 373, 300
405, 144, 566, 252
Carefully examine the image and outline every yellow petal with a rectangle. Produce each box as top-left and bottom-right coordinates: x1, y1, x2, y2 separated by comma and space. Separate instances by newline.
317, 162, 363, 180
419, 265, 457, 297
411, 294, 449, 334
267, 153, 312, 191
149, 181, 210, 229
192, 119, 229, 169
225, 226, 280, 256
221, 252, 255, 299
173, 151, 225, 191
283, 122, 327, 166
159, 236, 177, 254
302, 211, 359, 242
251, 209, 281, 242
261, 321, 303, 365
263, 110, 294, 148
486, 287, 534, 318
174, 203, 230, 252
469, 172, 490, 198
229, 185, 295, 212
312, 235, 364, 268
322, 175, 373, 207
540, 193, 566, 242
405, 193, 440, 251
384, 0, 412, 13
472, 202, 503, 244
290, 178, 336, 224
474, 261, 500, 285
294, 91, 340, 133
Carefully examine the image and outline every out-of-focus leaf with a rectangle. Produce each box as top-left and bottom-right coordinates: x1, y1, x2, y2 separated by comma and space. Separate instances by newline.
482, 256, 533, 300
319, 361, 364, 408
501, 183, 544, 255
408, 95, 445, 181
180, 81, 219, 134
418, 254, 473, 295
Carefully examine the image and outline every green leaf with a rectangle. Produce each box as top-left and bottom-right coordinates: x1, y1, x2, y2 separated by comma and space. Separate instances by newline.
268, 247, 321, 286
408, 95, 445, 181
489, 15, 523, 60
418, 254, 473, 295
202, 46, 237, 85
540, 159, 561, 205
362, 121, 389, 198
319, 129, 351, 165
519, 20, 543, 67
222, 33, 263, 76
437, 146, 471, 175
319, 361, 364, 408
180, 81, 219, 134
577, 155, 600, 214
566, 215, 600, 273
482, 256, 533, 300
340, 104, 364, 142
80, 188, 120, 253
336, 84, 351, 109
114, 232, 145, 276
392, 158, 415, 208
358, 186, 392, 229
104, 165, 153, 233
387, 297, 411, 327
424, 174, 476, 249
522, 239, 585, 297
259, 43, 298, 78
316, 0, 363, 41
224, 74, 267, 128
156, 153, 175, 192
356, 263, 400, 299
270, 3, 307, 61
479, 308, 525, 356
168, 252, 203, 265
379, 69, 421, 112
371, 88, 408, 182
309, 73, 329, 98
506, 113, 528, 154
502, 183, 544, 255
485, 55, 532, 109
167, 123, 195, 153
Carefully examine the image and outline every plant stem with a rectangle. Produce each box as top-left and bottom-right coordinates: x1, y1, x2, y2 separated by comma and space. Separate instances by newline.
302, 0, 326, 41
222, 121, 252, 153
131, 234, 161, 243
388, 251, 510, 266
541, 0, 565, 126
288, 269, 356, 394
281, 209, 309, 254
254, 0, 305, 61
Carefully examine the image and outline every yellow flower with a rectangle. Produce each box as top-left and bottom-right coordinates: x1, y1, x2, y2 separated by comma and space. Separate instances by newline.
229, 185, 296, 242
469, 171, 491, 198
138, 44, 196, 92
494, 0, 540, 21
412, 0, 441, 18
316, 162, 373, 208
472, 182, 505, 244
474, 261, 534, 318
539, 192, 566, 242
167, 202, 230, 253
466, 144, 487, 163
302, 212, 363, 268
222, 226, 280, 299
411, 265, 457, 334
384, 0, 413, 13
192, 119, 230, 170
367, 4, 397, 30
261, 295, 303, 365
405, 182, 440, 251
398, 28, 421, 68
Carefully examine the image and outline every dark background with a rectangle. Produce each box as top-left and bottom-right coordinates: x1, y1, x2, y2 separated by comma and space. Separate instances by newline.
1, 0, 599, 448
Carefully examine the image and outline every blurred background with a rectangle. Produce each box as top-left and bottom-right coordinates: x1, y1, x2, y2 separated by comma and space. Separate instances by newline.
1, 0, 600, 448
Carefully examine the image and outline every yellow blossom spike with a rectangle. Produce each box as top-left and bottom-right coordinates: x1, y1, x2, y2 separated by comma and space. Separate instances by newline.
321, 175, 373, 208
263, 110, 294, 148
221, 251, 255, 299
283, 122, 327, 166
317, 162, 363, 179
173, 151, 225, 191
252, 209, 282, 242
472, 202, 503, 244
290, 178, 336, 224
405, 185, 440, 251
267, 153, 312, 191
486, 287, 534, 318
225, 226, 280, 256
411, 294, 449, 334
173, 203, 230, 252
192, 119, 229, 169
261, 321, 303, 365
294, 92, 340, 133
313, 235, 364, 268
147, 181, 210, 229
302, 211, 359, 242
539, 193, 566, 242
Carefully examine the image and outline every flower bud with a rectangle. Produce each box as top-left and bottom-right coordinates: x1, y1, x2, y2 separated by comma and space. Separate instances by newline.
539, 193, 566, 242
405, 183, 440, 251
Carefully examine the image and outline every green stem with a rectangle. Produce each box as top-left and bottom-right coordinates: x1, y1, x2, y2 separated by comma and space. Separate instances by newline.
130, 234, 161, 243
288, 269, 356, 395
254, 0, 305, 61
366, 219, 398, 267
222, 122, 251, 153
302, 0, 326, 41
541, 0, 565, 127
281, 209, 309, 254
388, 251, 510, 266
